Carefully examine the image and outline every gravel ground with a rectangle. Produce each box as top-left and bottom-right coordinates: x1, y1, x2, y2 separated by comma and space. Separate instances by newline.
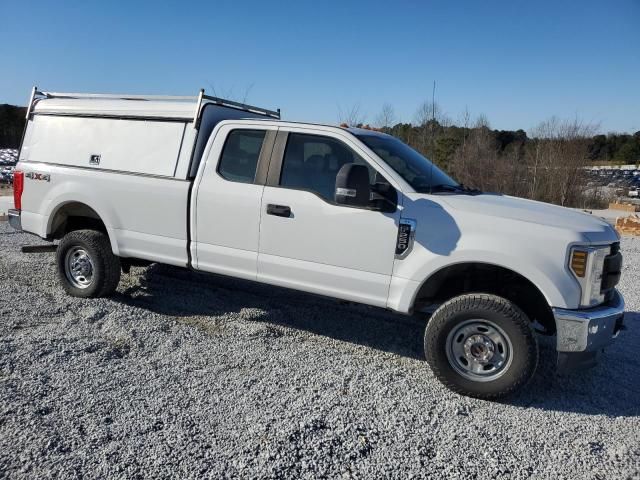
0, 222, 638, 479
0, 197, 12, 218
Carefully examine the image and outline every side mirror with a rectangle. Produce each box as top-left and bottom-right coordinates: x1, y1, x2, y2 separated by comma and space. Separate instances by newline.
335, 163, 371, 207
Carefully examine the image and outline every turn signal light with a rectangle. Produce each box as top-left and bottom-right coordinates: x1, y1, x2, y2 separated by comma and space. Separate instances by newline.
570, 250, 587, 277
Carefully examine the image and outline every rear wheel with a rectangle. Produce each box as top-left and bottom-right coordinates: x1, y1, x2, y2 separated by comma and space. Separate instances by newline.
424, 293, 538, 399
56, 229, 121, 298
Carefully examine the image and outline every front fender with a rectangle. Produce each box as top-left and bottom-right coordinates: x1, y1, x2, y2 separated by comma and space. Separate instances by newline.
388, 248, 577, 314
390, 197, 585, 312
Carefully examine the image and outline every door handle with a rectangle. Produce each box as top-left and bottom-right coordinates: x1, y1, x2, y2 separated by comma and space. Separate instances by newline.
266, 204, 292, 217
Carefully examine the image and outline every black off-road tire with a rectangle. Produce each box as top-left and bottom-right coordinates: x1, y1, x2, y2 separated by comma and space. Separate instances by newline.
424, 293, 538, 400
56, 229, 121, 298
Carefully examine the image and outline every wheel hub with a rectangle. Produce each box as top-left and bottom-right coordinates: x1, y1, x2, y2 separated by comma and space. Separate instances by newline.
445, 319, 513, 382
464, 334, 495, 363
64, 247, 94, 289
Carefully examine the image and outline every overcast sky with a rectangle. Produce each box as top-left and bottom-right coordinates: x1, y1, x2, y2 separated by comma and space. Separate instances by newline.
1, 0, 638, 134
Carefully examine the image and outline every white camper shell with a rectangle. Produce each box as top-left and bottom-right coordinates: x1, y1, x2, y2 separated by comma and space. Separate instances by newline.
22, 88, 280, 180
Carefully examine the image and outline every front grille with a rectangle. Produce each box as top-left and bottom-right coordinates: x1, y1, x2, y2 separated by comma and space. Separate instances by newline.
601, 243, 622, 294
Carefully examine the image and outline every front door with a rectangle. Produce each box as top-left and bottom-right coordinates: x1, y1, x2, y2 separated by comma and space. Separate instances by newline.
257, 129, 401, 307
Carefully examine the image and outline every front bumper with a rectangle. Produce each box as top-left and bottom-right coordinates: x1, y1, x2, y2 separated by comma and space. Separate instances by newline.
553, 290, 625, 373
8, 209, 21, 231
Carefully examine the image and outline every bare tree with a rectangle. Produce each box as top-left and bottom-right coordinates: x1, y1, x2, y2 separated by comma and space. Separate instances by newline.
454, 106, 473, 173
474, 113, 491, 129
438, 113, 454, 128
525, 117, 597, 206
459, 106, 472, 131
450, 113, 498, 191
208, 82, 255, 104
338, 103, 366, 127
375, 103, 396, 129
414, 100, 444, 126
450, 113, 600, 208
239, 83, 254, 104
411, 100, 444, 157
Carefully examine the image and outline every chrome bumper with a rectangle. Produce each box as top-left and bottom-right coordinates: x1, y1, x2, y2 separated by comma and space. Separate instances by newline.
8, 209, 21, 231
553, 290, 626, 372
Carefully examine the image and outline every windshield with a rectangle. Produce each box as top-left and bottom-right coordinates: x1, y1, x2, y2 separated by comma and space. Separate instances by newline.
356, 133, 458, 192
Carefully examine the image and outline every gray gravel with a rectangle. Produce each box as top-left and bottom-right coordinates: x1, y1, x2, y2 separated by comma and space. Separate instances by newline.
1, 222, 639, 479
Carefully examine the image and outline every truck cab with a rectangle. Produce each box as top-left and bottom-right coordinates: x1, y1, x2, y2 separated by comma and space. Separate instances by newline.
9, 88, 626, 399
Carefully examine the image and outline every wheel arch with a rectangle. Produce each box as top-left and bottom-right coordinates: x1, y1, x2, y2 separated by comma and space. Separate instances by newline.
412, 261, 556, 334
46, 201, 119, 255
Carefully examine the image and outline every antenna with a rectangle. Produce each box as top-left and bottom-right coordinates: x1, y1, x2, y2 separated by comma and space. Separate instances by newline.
429, 80, 436, 193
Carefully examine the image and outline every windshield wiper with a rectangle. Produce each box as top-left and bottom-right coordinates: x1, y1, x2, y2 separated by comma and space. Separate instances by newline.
429, 184, 482, 195
458, 183, 482, 194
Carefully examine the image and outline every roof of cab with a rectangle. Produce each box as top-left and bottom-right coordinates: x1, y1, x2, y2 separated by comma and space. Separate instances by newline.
346, 127, 393, 138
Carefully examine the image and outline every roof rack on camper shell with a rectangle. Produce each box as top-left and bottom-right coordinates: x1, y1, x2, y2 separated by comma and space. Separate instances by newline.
24, 86, 281, 125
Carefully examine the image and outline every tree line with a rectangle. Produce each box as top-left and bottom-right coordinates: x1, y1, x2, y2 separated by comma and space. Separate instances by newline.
0, 104, 26, 149
2, 100, 638, 208
343, 101, 639, 208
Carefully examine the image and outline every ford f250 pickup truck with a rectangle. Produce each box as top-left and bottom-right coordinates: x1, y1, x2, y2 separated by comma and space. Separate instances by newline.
8, 87, 626, 399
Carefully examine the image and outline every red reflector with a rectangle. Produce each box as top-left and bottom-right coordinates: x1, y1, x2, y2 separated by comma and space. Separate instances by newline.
13, 171, 24, 210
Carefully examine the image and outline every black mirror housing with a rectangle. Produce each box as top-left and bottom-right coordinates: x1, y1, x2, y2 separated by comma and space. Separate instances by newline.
335, 163, 371, 207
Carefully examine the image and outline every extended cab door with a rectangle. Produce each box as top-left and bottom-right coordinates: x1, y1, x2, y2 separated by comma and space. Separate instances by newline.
192, 123, 277, 280
257, 128, 401, 307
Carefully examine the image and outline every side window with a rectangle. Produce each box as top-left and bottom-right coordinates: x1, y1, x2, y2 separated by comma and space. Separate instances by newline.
279, 133, 376, 202
217, 129, 266, 184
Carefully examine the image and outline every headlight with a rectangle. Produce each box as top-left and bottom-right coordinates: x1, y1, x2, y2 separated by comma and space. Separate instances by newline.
569, 246, 609, 307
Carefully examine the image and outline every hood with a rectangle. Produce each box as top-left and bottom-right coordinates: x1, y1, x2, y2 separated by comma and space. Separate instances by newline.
435, 193, 618, 244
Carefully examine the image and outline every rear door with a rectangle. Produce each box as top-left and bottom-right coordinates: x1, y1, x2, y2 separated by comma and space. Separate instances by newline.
257, 128, 401, 307
192, 123, 276, 280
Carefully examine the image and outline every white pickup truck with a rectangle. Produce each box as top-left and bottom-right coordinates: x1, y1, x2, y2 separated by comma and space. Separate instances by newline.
9, 88, 626, 399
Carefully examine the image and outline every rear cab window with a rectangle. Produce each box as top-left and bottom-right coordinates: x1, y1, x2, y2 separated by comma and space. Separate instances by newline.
218, 129, 266, 184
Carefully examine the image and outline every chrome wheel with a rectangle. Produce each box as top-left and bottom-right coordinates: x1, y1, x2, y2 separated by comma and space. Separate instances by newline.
445, 319, 513, 382
64, 246, 94, 289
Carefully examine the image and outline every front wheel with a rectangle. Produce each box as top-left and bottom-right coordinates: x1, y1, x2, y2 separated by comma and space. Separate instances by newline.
56, 229, 121, 298
424, 293, 538, 399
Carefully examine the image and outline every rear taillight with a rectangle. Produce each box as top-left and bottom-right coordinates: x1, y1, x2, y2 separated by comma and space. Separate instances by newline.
13, 171, 24, 210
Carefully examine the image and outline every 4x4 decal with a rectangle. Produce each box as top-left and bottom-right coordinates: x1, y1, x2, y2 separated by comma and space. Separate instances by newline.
25, 172, 50, 182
